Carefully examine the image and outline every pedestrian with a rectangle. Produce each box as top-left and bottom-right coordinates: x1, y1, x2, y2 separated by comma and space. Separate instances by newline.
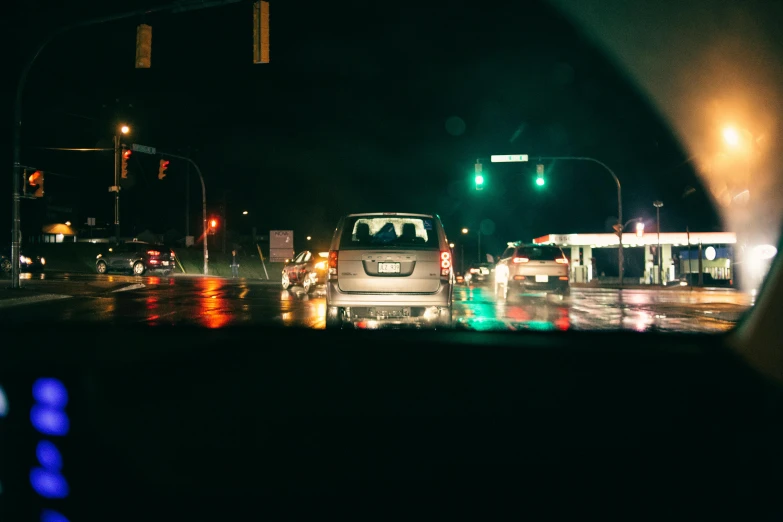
231, 249, 240, 278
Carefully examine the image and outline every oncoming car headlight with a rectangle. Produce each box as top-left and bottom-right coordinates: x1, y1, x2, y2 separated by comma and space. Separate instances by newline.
20, 256, 32, 265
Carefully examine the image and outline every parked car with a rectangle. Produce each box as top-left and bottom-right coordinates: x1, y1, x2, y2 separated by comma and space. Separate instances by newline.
96, 241, 175, 276
324, 212, 454, 329
0, 245, 46, 275
494, 242, 570, 297
281, 250, 329, 292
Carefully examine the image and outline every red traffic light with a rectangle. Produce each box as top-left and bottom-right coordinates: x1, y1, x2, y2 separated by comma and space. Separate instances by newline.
123, 149, 132, 160
210, 219, 218, 228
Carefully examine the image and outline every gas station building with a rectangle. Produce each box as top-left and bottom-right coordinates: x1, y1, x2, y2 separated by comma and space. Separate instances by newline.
532, 232, 737, 284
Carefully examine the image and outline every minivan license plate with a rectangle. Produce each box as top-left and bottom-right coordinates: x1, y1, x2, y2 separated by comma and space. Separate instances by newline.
378, 262, 401, 273
535, 274, 548, 282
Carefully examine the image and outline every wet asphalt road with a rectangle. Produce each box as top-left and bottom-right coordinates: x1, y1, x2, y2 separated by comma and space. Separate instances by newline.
0, 272, 754, 333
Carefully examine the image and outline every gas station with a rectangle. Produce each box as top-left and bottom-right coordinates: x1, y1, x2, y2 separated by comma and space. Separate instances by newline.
532, 231, 737, 285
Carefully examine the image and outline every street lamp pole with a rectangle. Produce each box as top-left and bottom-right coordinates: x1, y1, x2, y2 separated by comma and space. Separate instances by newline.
653, 201, 663, 284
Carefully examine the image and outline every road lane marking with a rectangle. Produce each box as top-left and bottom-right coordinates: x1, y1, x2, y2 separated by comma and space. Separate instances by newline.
112, 283, 146, 293
0, 294, 72, 308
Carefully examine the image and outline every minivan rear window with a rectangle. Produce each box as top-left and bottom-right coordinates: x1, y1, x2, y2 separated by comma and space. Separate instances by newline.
516, 246, 565, 260
339, 216, 439, 250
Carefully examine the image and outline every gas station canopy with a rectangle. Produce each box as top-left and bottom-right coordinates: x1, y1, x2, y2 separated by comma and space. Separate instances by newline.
533, 232, 736, 248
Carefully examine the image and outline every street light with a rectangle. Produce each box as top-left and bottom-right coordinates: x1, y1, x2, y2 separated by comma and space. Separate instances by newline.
306, 236, 312, 241
449, 242, 455, 248
461, 228, 469, 234
113, 123, 131, 243
722, 127, 740, 147
242, 210, 248, 215
65, 221, 71, 227
653, 200, 664, 284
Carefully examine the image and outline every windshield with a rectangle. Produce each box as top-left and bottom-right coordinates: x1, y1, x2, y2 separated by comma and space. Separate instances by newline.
2, 0, 779, 335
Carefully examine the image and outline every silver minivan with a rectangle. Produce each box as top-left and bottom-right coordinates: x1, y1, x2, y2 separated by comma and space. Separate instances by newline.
325, 213, 454, 329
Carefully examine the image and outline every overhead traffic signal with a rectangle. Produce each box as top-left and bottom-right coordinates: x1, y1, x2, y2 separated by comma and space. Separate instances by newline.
135, 24, 152, 68
121, 149, 131, 179
209, 218, 218, 235
158, 159, 170, 180
535, 164, 545, 187
28, 170, 44, 198
474, 162, 484, 191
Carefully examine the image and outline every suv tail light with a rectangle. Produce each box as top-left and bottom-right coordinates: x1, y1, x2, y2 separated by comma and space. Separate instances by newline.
440, 251, 451, 277
328, 250, 338, 278
556, 257, 569, 264
147, 250, 161, 256
513, 257, 529, 263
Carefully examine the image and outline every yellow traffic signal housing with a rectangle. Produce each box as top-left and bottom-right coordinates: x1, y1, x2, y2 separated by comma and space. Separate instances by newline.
158, 159, 170, 180
28, 170, 44, 198
136, 24, 152, 68
253, 1, 270, 64
121, 149, 132, 178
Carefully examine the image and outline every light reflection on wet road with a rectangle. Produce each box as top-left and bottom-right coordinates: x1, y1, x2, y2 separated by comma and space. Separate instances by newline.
0, 273, 754, 333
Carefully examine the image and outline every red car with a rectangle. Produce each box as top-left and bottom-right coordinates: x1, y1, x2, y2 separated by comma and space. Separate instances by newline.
281, 250, 328, 293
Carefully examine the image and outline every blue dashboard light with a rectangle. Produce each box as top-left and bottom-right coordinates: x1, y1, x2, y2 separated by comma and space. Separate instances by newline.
30, 468, 69, 499
30, 406, 70, 436
36, 440, 63, 470
0, 384, 7, 417
32, 378, 68, 409
41, 509, 70, 522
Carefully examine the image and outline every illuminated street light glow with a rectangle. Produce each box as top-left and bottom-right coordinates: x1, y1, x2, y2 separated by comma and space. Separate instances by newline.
242, 210, 248, 215
462, 228, 469, 234
120, 125, 130, 134
722, 126, 740, 147
449, 242, 455, 248
306, 236, 312, 240
65, 221, 71, 227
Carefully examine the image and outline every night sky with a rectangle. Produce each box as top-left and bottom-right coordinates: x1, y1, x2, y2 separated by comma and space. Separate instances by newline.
4, 0, 720, 257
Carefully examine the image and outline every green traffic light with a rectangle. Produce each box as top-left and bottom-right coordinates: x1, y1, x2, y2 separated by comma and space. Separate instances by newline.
475, 174, 484, 185
535, 175, 545, 186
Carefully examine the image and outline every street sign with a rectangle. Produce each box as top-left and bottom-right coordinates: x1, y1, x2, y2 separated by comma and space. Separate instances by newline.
87, 217, 96, 226
491, 154, 529, 163
270, 230, 294, 262
131, 143, 156, 155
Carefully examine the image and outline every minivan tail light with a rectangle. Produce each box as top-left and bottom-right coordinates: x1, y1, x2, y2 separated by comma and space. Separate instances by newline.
147, 250, 161, 256
513, 257, 529, 263
440, 251, 451, 277
556, 257, 569, 264
328, 250, 338, 277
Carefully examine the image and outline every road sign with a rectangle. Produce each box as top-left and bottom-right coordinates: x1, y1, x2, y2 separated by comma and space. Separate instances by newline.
87, 217, 96, 226
270, 230, 293, 249
131, 143, 156, 155
270, 230, 294, 262
491, 154, 529, 163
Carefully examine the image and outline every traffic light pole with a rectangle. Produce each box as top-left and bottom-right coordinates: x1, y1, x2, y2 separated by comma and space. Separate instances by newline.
113, 133, 121, 242
160, 152, 209, 276
528, 156, 624, 287
9, 0, 243, 287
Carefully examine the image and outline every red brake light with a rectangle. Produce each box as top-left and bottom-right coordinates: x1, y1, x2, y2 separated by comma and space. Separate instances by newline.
147, 250, 161, 256
556, 257, 569, 264
513, 257, 529, 263
440, 251, 451, 276
328, 250, 338, 277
